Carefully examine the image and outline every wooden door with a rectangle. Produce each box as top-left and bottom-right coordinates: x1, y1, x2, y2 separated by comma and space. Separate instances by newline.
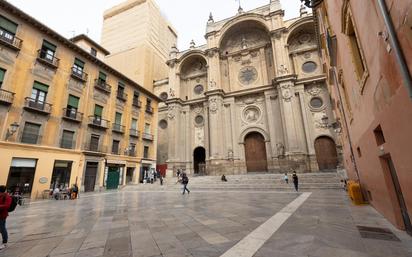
244, 132, 267, 172
314, 136, 338, 170
107, 167, 120, 190
84, 163, 98, 192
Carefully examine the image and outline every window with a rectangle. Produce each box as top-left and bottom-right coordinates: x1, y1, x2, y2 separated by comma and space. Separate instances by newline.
90, 134, 99, 151
21, 122, 41, 144
159, 119, 167, 129
143, 146, 149, 158
91, 48, 97, 57
29, 81, 48, 110
61, 130, 75, 149
0, 15, 18, 42
94, 105, 103, 125
117, 82, 125, 99
40, 40, 56, 62
98, 71, 107, 84
133, 91, 140, 106
129, 143, 136, 155
0, 68, 5, 88
159, 92, 168, 101
112, 140, 120, 154
194, 84, 204, 95
302, 61, 317, 73
115, 112, 122, 125
310, 97, 323, 108
72, 58, 84, 76
131, 118, 138, 130
374, 125, 386, 146
144, 123, 150, 133
146, 99, 152, 113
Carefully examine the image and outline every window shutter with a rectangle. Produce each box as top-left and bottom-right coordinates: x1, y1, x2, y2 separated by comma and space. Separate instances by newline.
94, 105, 103, 116
0, 15, 17, 34
0, 68, 5, 84
33, 81, 49, 92
68, 95, 80, 108
99, 71, 107, 81
131, 119, 137, 129
74, 58, 84, 68
115, 112, 122, 124
42, 40, 56, 51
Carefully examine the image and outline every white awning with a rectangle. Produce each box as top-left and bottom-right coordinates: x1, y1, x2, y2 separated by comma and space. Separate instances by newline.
106, 159, 126, 166
11, 158, 37, 168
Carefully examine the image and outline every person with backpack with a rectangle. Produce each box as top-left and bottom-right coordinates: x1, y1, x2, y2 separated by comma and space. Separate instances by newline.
0, 185, 12, 250
292, 171, 299, 192
181, 173, 190, 195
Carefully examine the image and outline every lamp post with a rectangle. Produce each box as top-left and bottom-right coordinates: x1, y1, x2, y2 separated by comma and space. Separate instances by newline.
5, 122, 19, 141
300, 0, 323, 8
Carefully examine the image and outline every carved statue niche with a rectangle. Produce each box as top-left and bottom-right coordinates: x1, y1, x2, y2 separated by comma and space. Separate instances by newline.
276, 142, 285, 157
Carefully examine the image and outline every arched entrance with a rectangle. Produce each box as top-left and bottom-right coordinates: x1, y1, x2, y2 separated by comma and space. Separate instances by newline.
314, 136, 338, 170
244, 132, 268, 172
193, 147, 206, 175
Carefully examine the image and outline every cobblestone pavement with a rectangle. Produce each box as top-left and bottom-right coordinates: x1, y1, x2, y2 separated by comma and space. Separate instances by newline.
1, 189, 411, 257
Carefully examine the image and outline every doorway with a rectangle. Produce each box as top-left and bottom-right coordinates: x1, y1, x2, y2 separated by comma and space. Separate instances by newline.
193, 147, 206, 175
126, 167, 134, 184
51, 161, 72, 189
244, 132, 267, 172
380, 155, 412, 235
106, 167, 120, 190
7, 158, 37, 197
314, 136, 338, 170
84, 162, 98, 192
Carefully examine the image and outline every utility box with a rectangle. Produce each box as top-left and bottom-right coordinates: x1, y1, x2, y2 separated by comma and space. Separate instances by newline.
348, 181, 364, 205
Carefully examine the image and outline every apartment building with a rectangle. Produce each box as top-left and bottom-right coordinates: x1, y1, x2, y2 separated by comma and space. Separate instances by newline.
0, 0, 159, 199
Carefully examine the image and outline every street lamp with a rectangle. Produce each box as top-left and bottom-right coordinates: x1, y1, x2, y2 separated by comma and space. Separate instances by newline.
300, 0, 323, 8
321, 115, 342, 133
5, 122, 19, 140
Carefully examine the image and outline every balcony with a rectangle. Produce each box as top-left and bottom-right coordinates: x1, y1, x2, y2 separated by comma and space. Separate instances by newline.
37, 49, 59, 69
24, 97, 52, 115
145, 105, 153, 114
87, 116, 109, 130
0, 89, 15, 105
111, 147, 121, 155
71, 67, 88, 82
94, 79, 111, 94
62, 108, 83, 123
132, 99, 142, 108
128, 150, 137, 157
60, 138, 76, 149
83, 143, 107, 154
129, 129, 140, 138
117, 91, 127, 101
112, 123, 125, 134
20, 133, 42, 145
142, 132, 154, 141
0, 29, 22, 51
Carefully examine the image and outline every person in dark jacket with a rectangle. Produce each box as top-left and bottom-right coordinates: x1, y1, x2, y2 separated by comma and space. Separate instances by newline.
292, 171, 299, 192
0, 185, 11, 250
181, 173, 190, 195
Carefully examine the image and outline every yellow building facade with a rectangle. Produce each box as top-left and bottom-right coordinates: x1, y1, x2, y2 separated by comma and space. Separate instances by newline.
0, 1, 159, 199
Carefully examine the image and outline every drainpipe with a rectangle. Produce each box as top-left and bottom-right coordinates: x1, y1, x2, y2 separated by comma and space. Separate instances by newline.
377, 0, 412, 99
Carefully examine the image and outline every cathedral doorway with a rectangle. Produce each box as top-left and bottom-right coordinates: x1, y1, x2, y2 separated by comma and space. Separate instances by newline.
244, 132, 268, 172
193, 147, 206, 175
314, 136, 338, 170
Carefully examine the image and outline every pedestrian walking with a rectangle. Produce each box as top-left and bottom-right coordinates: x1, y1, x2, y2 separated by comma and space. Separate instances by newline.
181, 173, 190, 195
0, 185, 12, 250
292, 171, 299, 191
159, 174, 163, 186
283, 173, 289, 184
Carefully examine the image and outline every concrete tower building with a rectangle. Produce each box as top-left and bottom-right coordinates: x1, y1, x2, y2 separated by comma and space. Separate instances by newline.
101, 0, 178, 91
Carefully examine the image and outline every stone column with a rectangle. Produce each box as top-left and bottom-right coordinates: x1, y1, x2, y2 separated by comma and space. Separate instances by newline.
166, 100, 183, 170
206, 90, 225, 160
296, 84, 314, 154
206, 48, 221, 91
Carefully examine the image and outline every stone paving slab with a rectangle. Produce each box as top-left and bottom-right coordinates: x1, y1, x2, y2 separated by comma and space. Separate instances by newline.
0, 190, 410, 257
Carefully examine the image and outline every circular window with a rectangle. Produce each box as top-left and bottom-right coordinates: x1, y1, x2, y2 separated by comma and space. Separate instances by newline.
239, 66, 258, 85
195, 115, 204, 125
159, 119, 168, 129
310, 97, 323, 108
159, 92, 168, 101
302, 61, 317, 73
194, 84, 204, 95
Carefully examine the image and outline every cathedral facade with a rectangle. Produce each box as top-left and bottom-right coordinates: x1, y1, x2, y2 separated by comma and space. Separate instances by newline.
154, 1, 340, 176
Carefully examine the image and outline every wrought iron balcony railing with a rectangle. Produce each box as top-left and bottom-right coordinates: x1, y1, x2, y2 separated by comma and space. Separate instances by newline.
94, 79, 111, 93
129, 129, 140, 138
37, 49, 60, 68
62, 108, 83, 122
0, 89, 15, 105
87, 115, 109, 129
20, 132, 42, 145
112, 123, 125, 133
71, 67, 88, 82
117, 91, 127, 101
132, 99, 142, 108
145, 105, 153, 114
0, 29, 22, 50
60, 138, 76, 149
83, 142, 107, 153
128, 150, 137, 157
142, 132, 154, 141
24, 97, 52, 114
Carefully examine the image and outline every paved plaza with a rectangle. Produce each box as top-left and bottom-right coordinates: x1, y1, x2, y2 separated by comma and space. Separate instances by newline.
1, 188, 411, 257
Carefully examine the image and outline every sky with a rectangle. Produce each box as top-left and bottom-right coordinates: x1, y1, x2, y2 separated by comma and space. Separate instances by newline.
7, 0, 304, 50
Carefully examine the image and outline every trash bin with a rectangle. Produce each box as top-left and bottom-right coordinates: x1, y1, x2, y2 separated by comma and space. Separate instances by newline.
347, 180, 364, 205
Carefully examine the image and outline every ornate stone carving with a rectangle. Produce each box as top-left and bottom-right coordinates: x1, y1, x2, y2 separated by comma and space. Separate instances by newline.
192, 104, 203, 114
167, 106, 176, 120
282, 89, 292, 102
209, 98, 219, 113
243, 106, 261, 123
307, 85, 322, 96
169, 88, 175, 98
278, 64, 289, 75
209, 79, 217, 89
276, 142, 285, 157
